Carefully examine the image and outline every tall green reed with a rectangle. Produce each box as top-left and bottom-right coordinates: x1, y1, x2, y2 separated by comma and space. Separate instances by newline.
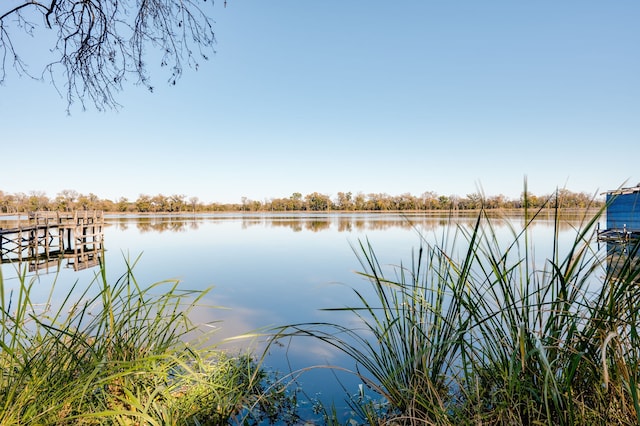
0, 255, 271, 425
272, 190, 640, 425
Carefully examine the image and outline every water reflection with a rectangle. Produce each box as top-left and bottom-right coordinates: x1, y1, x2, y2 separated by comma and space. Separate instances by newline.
104, 210, 598, 234
605, 240, 640, 284
108, 216, 201, 233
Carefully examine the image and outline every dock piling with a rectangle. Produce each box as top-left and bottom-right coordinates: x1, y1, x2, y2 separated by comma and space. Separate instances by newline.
0, 211, 105, 272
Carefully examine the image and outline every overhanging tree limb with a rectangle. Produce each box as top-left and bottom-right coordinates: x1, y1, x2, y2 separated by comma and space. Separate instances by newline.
0, 0, 217, 111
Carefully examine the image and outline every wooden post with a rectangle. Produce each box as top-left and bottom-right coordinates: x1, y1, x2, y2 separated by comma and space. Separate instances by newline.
18, 229, 22, 262
59, 212, 64, 254
0, 210, 104, 270
44, 220, 50, 259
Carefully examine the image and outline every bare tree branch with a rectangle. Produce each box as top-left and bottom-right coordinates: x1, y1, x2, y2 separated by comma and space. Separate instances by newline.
0, 0, 217, 111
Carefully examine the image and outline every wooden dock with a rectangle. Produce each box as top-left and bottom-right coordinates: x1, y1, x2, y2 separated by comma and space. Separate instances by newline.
0, 211, 104, 272
597, 228, 640, 244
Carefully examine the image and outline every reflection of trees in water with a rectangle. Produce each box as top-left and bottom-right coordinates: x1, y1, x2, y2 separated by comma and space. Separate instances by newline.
337, 218, 353, 232
95, 211, 599, 235
114, 222, 129, 231
240, 218, 264, 230
138, 220, 199, 233
268, 220, 303, 232
306, 220, 331, 232
237, 214, 574, 233
109, 217, 202, 233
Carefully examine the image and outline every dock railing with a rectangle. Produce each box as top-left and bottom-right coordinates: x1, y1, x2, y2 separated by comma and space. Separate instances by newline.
0, 211, 105, 272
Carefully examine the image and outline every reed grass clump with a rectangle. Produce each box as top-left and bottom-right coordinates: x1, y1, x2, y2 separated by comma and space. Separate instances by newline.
0, 256, 287, 425
273, 195, 640, 425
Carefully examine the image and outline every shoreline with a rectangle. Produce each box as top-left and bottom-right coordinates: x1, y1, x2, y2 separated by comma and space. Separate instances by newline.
0, 207, 603, 218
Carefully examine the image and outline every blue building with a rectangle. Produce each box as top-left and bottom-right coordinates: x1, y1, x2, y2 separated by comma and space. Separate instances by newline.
599, 185, 640, 243
605, 185, 640, 232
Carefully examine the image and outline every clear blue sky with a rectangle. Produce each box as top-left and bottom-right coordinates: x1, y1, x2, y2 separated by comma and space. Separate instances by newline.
1, 1, 638, 204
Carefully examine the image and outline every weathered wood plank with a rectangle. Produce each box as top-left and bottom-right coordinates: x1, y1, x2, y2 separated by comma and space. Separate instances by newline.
0, 211, 105, 271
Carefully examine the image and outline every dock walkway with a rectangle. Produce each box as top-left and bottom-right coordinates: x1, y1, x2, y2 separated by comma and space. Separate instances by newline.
597, 226, 640, 244
0, 211, 104, 271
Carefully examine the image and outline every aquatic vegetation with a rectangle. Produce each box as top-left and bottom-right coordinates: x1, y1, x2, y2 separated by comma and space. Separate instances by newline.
273, 191, 640, 425
2, 187, 637, 425
0, 256, 293, 425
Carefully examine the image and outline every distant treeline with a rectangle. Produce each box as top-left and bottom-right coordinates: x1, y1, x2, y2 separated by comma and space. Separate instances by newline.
0, 189, 603, 213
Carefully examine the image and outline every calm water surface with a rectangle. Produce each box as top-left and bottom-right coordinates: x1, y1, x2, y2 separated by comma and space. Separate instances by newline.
0, 211, 605, 421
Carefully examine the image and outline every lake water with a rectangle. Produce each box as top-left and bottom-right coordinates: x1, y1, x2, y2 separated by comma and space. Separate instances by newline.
0, 211, 606, 422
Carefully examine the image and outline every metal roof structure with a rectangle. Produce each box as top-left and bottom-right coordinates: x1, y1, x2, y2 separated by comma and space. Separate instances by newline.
603, 184, 640, 196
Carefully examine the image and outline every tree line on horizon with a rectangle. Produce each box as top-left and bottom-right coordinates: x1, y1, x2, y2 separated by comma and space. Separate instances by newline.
0, 188, 603, 214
